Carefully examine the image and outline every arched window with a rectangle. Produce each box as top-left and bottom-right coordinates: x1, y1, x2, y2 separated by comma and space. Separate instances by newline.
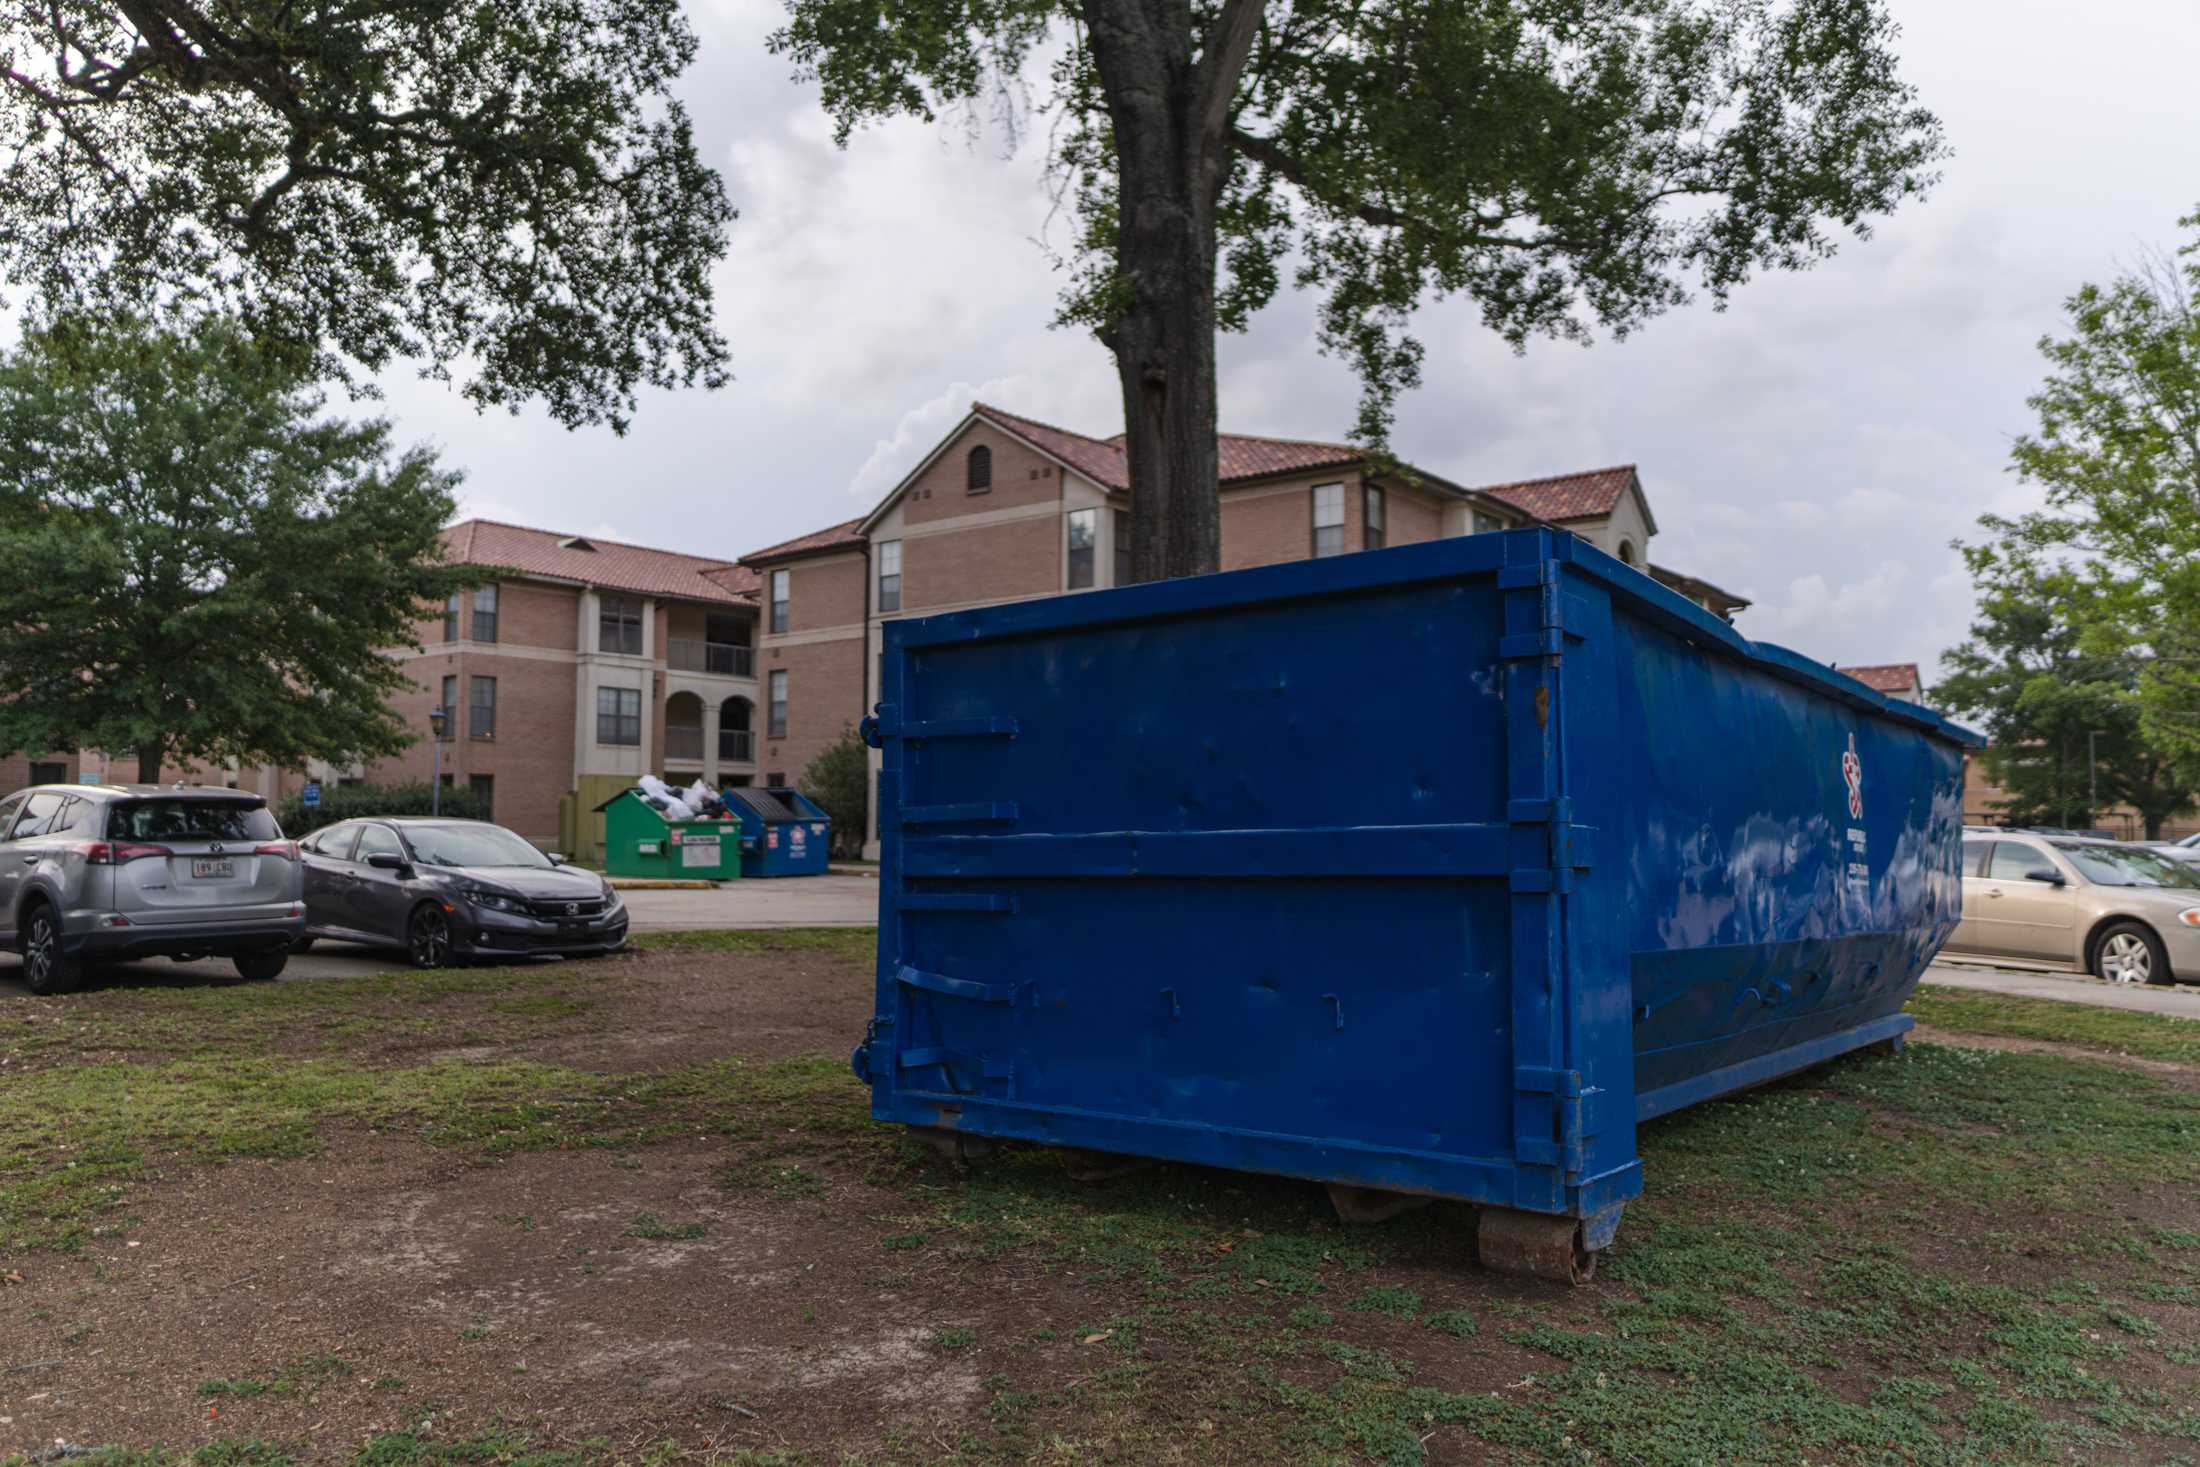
1618, 539, 1638, 566
967, 444, 992, 494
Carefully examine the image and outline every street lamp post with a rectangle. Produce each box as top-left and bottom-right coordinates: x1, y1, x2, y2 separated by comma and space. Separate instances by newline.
429, 705, 449, 815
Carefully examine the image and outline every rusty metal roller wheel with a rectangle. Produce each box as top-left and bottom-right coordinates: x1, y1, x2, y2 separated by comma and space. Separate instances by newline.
1477, 1207, 1596, 1285
1325, 1183, 1434, 1225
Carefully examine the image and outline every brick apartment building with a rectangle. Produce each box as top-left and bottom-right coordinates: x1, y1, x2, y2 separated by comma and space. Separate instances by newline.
740, 403, 1753, 856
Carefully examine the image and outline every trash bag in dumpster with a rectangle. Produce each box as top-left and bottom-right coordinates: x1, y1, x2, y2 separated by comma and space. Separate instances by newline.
851, 527, 1978, 1283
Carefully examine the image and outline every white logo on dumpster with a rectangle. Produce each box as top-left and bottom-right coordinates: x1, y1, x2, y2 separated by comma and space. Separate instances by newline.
1841, 733, 1864, 819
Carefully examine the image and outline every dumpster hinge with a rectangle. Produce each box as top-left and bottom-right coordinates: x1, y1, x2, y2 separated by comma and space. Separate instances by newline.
1514, 1065, 1601, 1175
1507, 796, 1595, 894
1497, 560, 1593, 660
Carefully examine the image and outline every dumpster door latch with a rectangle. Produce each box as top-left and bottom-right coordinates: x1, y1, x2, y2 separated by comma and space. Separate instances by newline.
1514, 1065, 1601, 1175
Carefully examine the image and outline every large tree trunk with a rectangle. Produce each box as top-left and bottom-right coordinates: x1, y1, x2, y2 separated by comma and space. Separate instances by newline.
1082, 0, 1260, 583
137, 744, 163, 784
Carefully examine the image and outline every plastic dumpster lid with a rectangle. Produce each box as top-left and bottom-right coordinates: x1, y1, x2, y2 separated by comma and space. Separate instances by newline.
592, 787, 661, 815
728, 787, 814, 824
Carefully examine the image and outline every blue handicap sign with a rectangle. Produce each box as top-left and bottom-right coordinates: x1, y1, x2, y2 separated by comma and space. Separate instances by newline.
302, 781, 322, 809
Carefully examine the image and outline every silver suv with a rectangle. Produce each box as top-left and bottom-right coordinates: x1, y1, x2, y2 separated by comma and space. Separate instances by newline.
1942, 828, 2200, 987
1, 784, 305, 995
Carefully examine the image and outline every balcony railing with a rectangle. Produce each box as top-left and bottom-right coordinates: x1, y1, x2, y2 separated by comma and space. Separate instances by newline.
668, 638, 754, 678
664, 725, 704, 760
720, 729, 755, 762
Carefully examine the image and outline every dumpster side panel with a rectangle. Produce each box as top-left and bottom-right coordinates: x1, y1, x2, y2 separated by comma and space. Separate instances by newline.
868, 538, 1587, 1208
1601, 594, 1965, 1113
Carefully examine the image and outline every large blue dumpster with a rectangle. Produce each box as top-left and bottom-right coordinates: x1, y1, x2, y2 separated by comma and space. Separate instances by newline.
852, 528, 1976, 1281
726, 787, 833, 877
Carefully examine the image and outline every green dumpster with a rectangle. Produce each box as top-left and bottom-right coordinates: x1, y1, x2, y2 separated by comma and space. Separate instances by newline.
595, 788, 742, 880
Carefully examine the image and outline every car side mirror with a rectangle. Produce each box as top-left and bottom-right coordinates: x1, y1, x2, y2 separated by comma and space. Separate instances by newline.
2024, 870, 2066, 886
547, 852, 568, 865
365, 851, 409, 872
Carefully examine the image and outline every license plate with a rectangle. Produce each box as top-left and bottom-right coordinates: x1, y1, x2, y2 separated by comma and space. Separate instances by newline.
191, 858, 234, 879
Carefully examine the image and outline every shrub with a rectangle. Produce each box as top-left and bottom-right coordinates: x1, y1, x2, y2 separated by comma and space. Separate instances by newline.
798, 725, 869, 858
275, 779, 488, 835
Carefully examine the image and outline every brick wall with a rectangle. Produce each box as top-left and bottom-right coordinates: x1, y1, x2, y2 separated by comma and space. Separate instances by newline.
903, 422, 1066, 526
1384, 485, 1445, 545
0, 751, 78, 796
782, 552, 867, 632
759, 633, 866, 787
1220, 473, 1364, 571
905, 513, 1062, 608
362, 646, 579, 844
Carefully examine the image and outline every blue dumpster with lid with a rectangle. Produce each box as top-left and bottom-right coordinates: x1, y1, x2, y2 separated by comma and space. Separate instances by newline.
725, 786, 833, 877
852, 528, 1977, 1281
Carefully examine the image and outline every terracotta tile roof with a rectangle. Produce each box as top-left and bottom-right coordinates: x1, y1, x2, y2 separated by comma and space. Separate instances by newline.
1837, 663, 1923, 695
442, 519, 754, 605
739, 517, 867, 566
973, 404, 1364, 489
1474, 466, 1638, 524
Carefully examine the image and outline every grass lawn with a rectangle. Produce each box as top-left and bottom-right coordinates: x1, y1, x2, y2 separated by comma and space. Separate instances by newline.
3, 936, 2198, 1465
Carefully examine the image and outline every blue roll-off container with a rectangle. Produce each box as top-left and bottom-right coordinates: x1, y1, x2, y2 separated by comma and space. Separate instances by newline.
725, 787, 833, 877
852, 529, 1977, 1281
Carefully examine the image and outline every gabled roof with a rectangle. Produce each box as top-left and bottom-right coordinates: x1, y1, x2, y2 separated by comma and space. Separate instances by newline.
1837, 663, 1923, 695
971, 403, 1365, 492
1475, 466, 1643, 526
442, 519, 754, 605
739, 517, 867, 567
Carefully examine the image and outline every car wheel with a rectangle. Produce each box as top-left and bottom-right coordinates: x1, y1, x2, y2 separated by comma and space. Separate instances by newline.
408, 905, 452, 970
2093, 921, 2170, 986
234, 950, 289, 982
20, 904, 82, 996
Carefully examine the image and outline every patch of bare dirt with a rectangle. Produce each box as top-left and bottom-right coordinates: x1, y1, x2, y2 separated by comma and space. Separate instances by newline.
1912, 1022, 2200, 1087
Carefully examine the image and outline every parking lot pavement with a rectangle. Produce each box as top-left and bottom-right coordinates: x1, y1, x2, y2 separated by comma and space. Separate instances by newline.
615, 871, 878, 929
1922, 959, 2200, 1017
0, 874, 884, 996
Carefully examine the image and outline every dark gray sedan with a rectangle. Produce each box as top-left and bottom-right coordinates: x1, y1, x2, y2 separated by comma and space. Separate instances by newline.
297, 818, 627, 967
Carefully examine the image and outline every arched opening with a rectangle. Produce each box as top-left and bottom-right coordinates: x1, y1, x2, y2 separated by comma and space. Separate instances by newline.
1617, 539, 1638, 567
966, 444, 992, 494
664, 690, 704, 762
719, 696, 754, 763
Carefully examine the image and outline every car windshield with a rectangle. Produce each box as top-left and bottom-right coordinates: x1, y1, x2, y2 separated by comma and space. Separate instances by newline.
109, 799, 279, 842
403, 823, 553, 869
2054, 842, 2200, 889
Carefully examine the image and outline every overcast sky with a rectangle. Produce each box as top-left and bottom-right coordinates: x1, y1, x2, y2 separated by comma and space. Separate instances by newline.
377, 0, 2200, 684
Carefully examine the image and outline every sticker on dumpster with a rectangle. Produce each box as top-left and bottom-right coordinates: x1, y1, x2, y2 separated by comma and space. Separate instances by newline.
767, 829, 779, 849
681, 835, 720, 869
1845, 826, 1869, 895
790, 825, 807, 854
1841, 733, 1864, 819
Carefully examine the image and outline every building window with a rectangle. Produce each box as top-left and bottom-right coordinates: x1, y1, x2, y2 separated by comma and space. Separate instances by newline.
596, 686, 641, 745
967, 444, 992, 494
468, 774, 494, 820
472, 585, 499, 642
769, 570, 790, 634
439, 676, 457, 739
469, 676, 496, 739
1113, 509, 1131, 587
877, 540, 902, 613
442, 593, 460, 643
27, 761, 66, 786
1364, 486, 1386, 550
1066, 508, 1097, 589
1312, 483, 1345, 558
1617, 539, 1638, 566
1473, 510, 1504, 535
768, 670, 788, 738
766, 772, 786, 788
599, 595, 644, 656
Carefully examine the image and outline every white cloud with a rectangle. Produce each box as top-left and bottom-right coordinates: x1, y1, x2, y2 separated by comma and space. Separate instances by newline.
845, 377, 1028, 506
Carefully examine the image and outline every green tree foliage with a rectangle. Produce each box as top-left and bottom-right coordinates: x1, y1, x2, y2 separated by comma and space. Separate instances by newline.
774, 0, 1944, 577
1935, 564, 2191, 837
798, 725, 869, 858
1946, 210, 2200, 838
0, 314, 481, 784
0, 0, 731, 432
275, 781, 488, 836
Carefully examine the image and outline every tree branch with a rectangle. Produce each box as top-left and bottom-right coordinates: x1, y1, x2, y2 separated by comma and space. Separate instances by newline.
1194, 0, 1262, 195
